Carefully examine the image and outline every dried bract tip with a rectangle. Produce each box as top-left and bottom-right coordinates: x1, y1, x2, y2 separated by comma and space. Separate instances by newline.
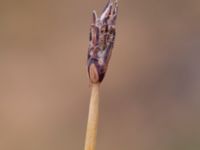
92, 10, 97, 24
87, 0, 118, 84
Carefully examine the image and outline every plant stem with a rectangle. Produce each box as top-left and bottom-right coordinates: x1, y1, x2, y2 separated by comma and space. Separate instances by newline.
84, 83, 100, 150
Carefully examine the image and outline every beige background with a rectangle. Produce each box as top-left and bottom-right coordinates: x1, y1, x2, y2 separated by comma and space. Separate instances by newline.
0, 0, 200, 150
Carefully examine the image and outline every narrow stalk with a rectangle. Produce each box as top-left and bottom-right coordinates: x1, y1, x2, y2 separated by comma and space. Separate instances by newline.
84, 83, 100, 150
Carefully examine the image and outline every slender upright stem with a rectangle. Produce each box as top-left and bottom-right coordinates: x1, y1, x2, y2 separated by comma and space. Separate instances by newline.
84, 83, 100, 150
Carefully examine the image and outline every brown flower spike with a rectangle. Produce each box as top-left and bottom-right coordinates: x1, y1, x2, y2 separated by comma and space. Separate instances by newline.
87, 0, 118, 83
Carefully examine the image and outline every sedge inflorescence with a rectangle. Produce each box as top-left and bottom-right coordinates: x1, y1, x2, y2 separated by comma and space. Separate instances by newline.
87, 0, 118, 83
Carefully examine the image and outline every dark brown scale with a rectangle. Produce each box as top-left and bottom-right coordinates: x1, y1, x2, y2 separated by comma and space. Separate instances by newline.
89, 30, 92, 41
96, 27, 99, 43
88, 58, 106, 83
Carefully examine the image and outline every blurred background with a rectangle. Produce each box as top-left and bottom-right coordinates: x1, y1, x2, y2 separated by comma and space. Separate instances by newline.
0, 0, 200, 150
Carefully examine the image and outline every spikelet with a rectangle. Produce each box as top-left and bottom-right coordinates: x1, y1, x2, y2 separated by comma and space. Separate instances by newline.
87, 0, 118, 83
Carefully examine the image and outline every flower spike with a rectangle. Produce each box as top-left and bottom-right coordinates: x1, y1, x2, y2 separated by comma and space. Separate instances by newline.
87, 0, 118, 83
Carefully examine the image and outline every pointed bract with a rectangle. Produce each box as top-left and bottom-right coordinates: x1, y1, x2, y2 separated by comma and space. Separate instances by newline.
92, 10, 97, 24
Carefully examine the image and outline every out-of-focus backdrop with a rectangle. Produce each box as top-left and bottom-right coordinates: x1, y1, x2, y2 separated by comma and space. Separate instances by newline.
0, 0, 200, 150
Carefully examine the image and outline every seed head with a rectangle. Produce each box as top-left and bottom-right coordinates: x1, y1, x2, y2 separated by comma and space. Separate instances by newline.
87, 0, 118, 83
